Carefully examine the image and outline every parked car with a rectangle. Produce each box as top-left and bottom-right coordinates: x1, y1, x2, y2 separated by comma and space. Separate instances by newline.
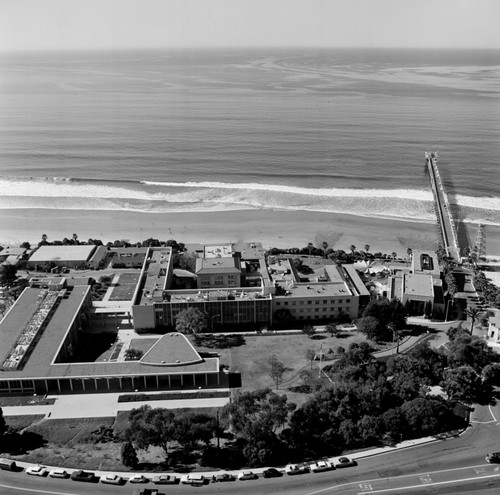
26, 466, 48, 477
238, 470, 258, 480
0, 459, 17, 471
262, 468, 283, 478
100, 473, 124, 485
310, 461, 335, 473
70, 470, 96, 482
486, 452, 500, 463
48, 469, 69, 479
129, 474, 150, 483
180, 473, 205, 486
212, 473, 236, 482
153, 474, 179, 485
334, 456, 358, 468
285, 464, 309, 475
133, 489, 161, 495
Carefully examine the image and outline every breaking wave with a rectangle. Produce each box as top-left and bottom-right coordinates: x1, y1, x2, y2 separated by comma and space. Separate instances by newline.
0, 176, 499, 226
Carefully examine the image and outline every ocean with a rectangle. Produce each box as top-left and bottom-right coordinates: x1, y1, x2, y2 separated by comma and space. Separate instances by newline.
0, 48, 499, 226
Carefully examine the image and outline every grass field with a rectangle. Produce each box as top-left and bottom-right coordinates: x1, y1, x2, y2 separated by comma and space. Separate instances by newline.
4, 415, 45, 432
217, 331, 367, 392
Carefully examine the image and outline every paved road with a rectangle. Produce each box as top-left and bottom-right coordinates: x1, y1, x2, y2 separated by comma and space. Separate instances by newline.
2, 406, 500, 495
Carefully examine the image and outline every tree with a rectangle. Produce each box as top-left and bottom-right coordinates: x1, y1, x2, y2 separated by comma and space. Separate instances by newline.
446, 333, 497, 373
20, 241, 31, 250
121, 442, 138, 468
307, 242, 314, 257
142, 237, 161, 247
322, 241, 328, 259
175, 307, 209, 335
326, 323, 339, 338
356, 316, 383, 341
173, 411, 216, 448
391, 252, 397, 261
364, 244, 370, 253
222, 388, 295, 439
302, 325, 316, 338
124, 348, 143, 361
305, 349, 316, 369
0, 265, 17, 288
0, 407, 6, 435
350, 245, 356, 255
299, 369, 312, 387
268, 355, 289, 390
125, 406, 176, 458
441, 366, 482, 403
466, 307, 483, 335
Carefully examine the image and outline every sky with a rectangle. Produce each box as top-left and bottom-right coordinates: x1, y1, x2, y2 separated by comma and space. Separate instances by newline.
0, 0, 499, 52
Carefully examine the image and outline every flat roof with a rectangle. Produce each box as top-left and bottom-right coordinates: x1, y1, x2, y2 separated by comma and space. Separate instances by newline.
29, 245, 95, 263
204, 244, 233, 258
403, 273, 434, 298
412, 250, 440, 276
0, 286, 219, 380
0, 286, 91, 377
140, 247, 172, 304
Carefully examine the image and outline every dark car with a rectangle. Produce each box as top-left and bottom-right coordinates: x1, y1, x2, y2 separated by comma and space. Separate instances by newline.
262, 468, 283, 478
70, 470, 96, 482
486, 452, 500, 463
212, 473, 236, 482
0, 459, 18, 471
133, 489, 161, 495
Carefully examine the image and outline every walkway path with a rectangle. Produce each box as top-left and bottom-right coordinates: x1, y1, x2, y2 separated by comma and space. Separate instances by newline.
1, 389, 231, 419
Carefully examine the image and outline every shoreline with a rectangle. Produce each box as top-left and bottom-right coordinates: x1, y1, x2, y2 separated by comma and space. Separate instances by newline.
0, 208, 499, 257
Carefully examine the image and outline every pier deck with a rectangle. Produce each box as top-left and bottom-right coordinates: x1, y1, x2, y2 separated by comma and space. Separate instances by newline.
425, 152, 460, 262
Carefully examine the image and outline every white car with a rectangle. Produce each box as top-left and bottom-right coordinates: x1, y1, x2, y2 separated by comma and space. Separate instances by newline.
237, 470, 258, 480
180, 473, 205, 486
285, 464, 309, 475
128, 474, 150, 483
48, 469, 69, 478
26, 466, 48, 477
334, 456, 357, 468
100, 474, 124, 485
310, 461, 334, 473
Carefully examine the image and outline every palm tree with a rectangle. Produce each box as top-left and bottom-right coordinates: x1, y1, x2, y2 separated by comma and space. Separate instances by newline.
41, 234, 48, 242
322, 241, 328, 259
72, 233, 79, 244
391, 252, 397, 261
466, 307, 483, 335
364, 244, 370, 253
350, 245, 356, 255
307, 242, 314, 258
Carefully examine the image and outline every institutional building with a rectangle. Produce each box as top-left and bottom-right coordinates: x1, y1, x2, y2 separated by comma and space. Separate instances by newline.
0, 279, 225, 396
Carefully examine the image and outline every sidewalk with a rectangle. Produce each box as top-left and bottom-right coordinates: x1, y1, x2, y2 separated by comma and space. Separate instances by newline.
1, 389, 231, 419
6, 428, 464, 480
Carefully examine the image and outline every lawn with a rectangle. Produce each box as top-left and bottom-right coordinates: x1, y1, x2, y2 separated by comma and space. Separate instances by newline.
26, 417, 115, 445
128, 338, 159, 354
215, 331, 368, 405
4, 415, 45, 432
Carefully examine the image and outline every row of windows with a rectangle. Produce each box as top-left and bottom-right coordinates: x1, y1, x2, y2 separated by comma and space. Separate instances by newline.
276, 299, 351, 306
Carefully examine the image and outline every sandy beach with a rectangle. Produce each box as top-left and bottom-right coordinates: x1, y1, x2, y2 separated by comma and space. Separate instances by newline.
2, 207, 498, 258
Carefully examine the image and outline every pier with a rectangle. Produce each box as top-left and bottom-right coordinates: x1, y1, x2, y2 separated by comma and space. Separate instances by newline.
425, 152, 461, 262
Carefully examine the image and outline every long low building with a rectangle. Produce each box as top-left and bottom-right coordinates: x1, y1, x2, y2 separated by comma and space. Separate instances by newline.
27, 245, 97, 269
0, 280, 228, 396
